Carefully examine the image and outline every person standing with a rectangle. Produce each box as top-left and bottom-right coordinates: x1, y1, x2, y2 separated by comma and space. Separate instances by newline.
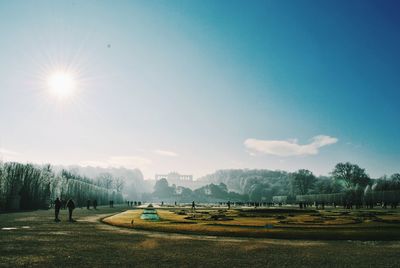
93, 199, 97, 210
192, 201, 195, 211
66, 199, 76, 222
54, 197, 62, 222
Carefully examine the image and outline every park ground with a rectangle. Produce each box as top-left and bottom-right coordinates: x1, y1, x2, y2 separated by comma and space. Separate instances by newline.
104, 206, 400, 240
1, 205, 400, 267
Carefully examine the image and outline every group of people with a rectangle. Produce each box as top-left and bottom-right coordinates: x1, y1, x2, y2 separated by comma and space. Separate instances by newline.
54, 197, 75, 222
86, 199, 98, 210
126, 201, 142, 207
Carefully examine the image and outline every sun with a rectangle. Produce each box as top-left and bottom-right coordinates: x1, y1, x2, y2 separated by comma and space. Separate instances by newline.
47, 71, 76, 99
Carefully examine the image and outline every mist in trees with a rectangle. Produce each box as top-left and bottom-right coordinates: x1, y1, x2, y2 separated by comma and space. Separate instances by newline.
290, 169, 316, 195
153, 178, 174, 198
193, 163, 400, 206
148, 178, 247, 203
2, 160, 399, 210
61, 165, 152, 199
0, 162, 125, 211
197, 169, 291, 202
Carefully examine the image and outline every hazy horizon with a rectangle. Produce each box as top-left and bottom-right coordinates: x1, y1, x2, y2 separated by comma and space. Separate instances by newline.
1, 0, 399, 179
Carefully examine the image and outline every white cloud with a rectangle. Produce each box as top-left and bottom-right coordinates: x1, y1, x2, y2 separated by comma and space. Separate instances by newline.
154, 149, 178, 157
244, 135, 338, 157
81, 156, 152, 170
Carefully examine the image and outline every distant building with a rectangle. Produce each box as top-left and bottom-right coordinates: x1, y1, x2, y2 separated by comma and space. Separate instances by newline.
155, 172, 193, 184
155, 172, 205, 189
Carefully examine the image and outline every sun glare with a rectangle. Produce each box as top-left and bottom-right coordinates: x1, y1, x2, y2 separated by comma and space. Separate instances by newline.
47, 71, 76, 99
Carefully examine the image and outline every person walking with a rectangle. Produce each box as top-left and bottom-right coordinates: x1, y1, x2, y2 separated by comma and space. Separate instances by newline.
54, 197, 62, 222
66, 199, 76, 222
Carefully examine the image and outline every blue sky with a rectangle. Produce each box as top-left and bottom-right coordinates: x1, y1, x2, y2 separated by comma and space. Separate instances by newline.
0, 0, 399, 179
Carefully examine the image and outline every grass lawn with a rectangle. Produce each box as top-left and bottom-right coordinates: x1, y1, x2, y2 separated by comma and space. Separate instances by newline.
1, 206, 400, 267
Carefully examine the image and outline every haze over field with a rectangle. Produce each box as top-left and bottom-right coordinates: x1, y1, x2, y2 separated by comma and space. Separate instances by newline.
0, 0, 399, 179
1, 3, 400, 268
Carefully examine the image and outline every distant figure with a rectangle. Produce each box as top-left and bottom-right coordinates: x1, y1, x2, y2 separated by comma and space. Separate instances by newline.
161, 201, 164, 206
87, 200, 91, 210
192, 201, 195, 211
227, 201, 231, 210
174, 201, 177, 206
61, 199, 66, 209
109, 200, 113, 208
93, 199, 98, 210
66, 199, 76, 222
130, 201, 133, 207
54, 197, 62, 222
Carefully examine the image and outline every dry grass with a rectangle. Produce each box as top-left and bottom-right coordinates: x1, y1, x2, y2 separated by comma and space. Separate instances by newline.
1, 206, 400, 267
104, 207, 400, 240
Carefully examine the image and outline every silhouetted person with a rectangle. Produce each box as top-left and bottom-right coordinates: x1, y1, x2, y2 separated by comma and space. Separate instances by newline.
66, 199, 76, 222
93, 199, 98, 210
227, 201, 231, 210
87, 200, 91, 210
192, 201, 195, 211
54, 197, 62, 222
130, 201, 133, 207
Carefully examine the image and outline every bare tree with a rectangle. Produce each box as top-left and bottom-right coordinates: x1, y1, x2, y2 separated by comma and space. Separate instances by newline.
114, 177, 125, 193
331, 162, 370, 189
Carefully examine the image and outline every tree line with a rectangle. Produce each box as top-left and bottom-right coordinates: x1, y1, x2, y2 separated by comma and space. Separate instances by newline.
178, 162, 400, 206
147, 178, 246, 203
293, 162, 400, 208
0, 162, 124, 211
